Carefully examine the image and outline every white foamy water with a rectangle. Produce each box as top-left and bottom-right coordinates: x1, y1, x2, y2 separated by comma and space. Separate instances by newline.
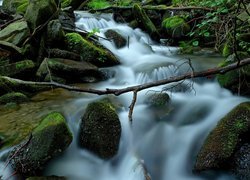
1, 11, 248, 180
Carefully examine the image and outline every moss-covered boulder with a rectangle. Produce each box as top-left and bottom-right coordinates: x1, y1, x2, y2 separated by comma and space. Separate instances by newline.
65, 33, 120, 67
194, 102, 250, 172
0, 92, 29, 104
0, 60, 35, 77
87, 0, 111, 10
0, 20, 30, 46
78, 101, 121, 159
133, 4, 160, 40
10, 112, 73, 176
104, 29, 127, 49
36, 58, 105, 83
26, 176, 66, 180
162, 16, 190, 39
144, 92, 170, 107
46, 20, 65, 47
217, 54, 250, 96
24, 0, 58, 30
2, 0, 28, 14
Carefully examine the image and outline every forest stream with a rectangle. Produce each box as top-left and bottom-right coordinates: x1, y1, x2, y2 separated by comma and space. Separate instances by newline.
1, 10, 248, 180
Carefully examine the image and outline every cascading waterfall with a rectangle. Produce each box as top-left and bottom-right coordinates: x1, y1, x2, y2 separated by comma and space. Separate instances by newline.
0, 11, 248, 180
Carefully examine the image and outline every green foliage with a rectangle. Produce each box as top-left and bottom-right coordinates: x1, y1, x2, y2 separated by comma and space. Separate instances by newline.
87, 28, 100, 38
87, 0, 110, 9
113, 0, 133, 6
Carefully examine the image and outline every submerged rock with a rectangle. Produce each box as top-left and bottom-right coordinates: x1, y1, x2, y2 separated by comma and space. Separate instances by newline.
65, 33, 120, 67
194, 102, 250, 172
36, 58, 105, 83
104, 29, 127, 49
78, 101, 121, 159
24, 0, 58, 30
145, 92, 170, 107
26, 175, 66, 180
0, 92, 29, 104
0, 20, 30, 46
10, 112, 73, 176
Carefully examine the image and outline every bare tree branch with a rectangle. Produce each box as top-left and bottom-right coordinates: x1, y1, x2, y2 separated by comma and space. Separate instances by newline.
1, 58, 250, 96
128, 90, 138, 123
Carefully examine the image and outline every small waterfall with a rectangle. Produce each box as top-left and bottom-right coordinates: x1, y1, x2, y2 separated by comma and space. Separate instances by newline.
1, 11, 248, 180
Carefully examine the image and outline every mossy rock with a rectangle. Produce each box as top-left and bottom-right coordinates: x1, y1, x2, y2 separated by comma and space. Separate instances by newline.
78, 101, 121, 159
87, 0, 111, 10
65, 33, 120, 67
194, 102, 250, 172
145, 92, 170, 107
217, 53, 250, 96
104, 29, 127, 49
0, 20, 30, 46
133, 4, 160, 40
10, 112, 73, 176
162, 16, 190, 39
2, 0, 28, 14
0, 60, 35, 77
0, 92, 29, 104
24, 0, 58, 30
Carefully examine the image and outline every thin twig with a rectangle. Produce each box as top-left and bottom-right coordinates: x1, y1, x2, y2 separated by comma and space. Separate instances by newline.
128, 90, 138, 124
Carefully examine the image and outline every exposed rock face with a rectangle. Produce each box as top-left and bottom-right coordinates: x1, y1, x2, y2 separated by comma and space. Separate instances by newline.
78, 101, 121, 159
36, 58, 105, 83
65, 33, 120, 67
194, 102, 250, 172
24, 0, 58, 30
162, 16, 190, 39
10, 112, 73, 176
104, 29, 127, 49
0, 20, 30, 46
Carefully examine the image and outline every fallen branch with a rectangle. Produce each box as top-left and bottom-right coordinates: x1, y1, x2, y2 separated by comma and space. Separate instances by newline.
1, 58, 250, 96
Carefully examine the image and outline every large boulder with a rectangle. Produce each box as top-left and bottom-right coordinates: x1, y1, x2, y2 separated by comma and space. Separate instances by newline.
78, 101, 121, 159
0, 60, 35, 77
24, 0, 58, 30
194, 102, 250, 174
65, 33, 120, 67
133, 4, 160, 40
10, 112, 73, 176
104, 29, 127, 49
36, 58, 105, 83
0, 20, 30, 46
2, 0, 28, 14
46, 20, 65, 47
162, 16, 190, 39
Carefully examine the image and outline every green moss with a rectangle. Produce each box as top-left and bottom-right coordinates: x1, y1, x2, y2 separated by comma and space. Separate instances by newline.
61, 0, 71, 8
0, 92, 29, 104
2, 0, 28, 14
222, 42, 232, 57
162, 16, 190, 38
87, 0, 111, 10
65, 33, 119, 67
195, 102, 250, 171
34, 112, 68, 133
16, 1, 28, 14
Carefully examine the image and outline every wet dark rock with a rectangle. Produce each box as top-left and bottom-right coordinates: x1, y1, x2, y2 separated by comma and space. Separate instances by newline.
145, 92, 170, 107
48, 48, 81, 61
78, 101, 121, 159
36, 58, 105, 83
65, 33, 120, 67
26, 176, 67, 180
24, 0, 58, 30
10, 112, 73, 176
194, 102, 250, 172
232, 143, 250, 180
0, 20, 30, 46
58, 7, 75, 29
46, 20, 65, 47
104, 29, 127, 49
0, 92, 29, 104
0, 60, 35, 77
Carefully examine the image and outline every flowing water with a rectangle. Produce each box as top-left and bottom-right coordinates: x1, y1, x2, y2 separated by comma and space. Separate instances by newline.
0, 11, 249, 180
